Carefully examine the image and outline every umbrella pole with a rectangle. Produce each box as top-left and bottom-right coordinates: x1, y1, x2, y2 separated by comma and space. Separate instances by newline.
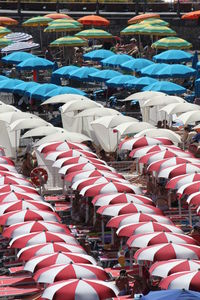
39, 26, 43, 50
130, 248, 133, 269
178, 198, 181, 216
85, 197, 89, 223
101, 217, 105, 245
93, 206, 96, 226
111, 228, 114, 245
15, 130, 18, 160
188, 205, 192, 226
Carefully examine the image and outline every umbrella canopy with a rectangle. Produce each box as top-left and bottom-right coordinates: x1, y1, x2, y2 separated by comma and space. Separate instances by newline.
2, 51, 36, 64
45, 149, 97, 161
176, 110, 200, 125
3, 221, 69, 238
53, 156, 106, 168
25, 83, 58, 100
134, 128, 182, 144
128, 13, 160, 24
0, 200, 54, 215
5, 32, 33, 42
142, 81, 186, 95
140, 18, 169, 26
114, 121, 154, 135
44, 23, 80, 33
152, 36, 192, 50
49, 19, 81, 27
52, 65, 79, 78
1, 41, 39, 53
61, 99, 101, 113
72, 176, 127, 191
65, 169, 123, 183
153, 49, 193, 63
59, 162, 114, 175
42, 279, 118, 300
0, 78, 24, 93
10, 118, 48, 131
166, 173, 200, 190
78, 15, 110, 26
120, 24, 145, 36
0, 26, 11, 38
141, 290, 200, 300
17, 57, 54, 70
24, 252, 97, 273
76, 28, 112, 39
160, 270, 200, 291
160, 103, 200, 115
34, 263, 109, 283
75, 107, 120, 118
130, 145, 181, 158
42, 94, 90, 106
69, 66, 98, 82
106, 75, 135, 87
0, 184, 37, 194
13, 82, 39, 95
89, 69, 122, 82
182, 10, 200, 20
50, 36, 87, 47
127, 232, 197, 248
101, 54, 133, 67
121, 58, 154, 72
0, 37, 12, 48
177, 181, 200, 198
119, 136, 173, 151
0, 17, 18, 25
46, 86, 86, 98
123, 91, 165, 102
143, 95, 185, 107
156, 64, 196, 78
38, 141, 90, 153
134, 243, 200, 263
22, 16, 53, 27
187, 191, 200, 206
83, 49, 114, 61
126, 77, 158, 89
158, 163, 200, 179
45, 13, 72, 20
140, 63, 168, 77
140, 25, 176, 36
150, 259, 200, 278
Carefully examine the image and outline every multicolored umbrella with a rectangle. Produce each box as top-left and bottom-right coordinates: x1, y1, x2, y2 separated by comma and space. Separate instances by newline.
139, 149, 190, 165
59, 162, 115, 175
44, 23, 80, 33
24, 252, 97, 273
78, 15, 110, 26
150, 259, 200, 278
152, 37, 192, 50
65, 169, 123, 183
187, 191, 200, 206
22, 16, 52, 27
75, 28, 112, 39
50, 36, 87, 47
53, 156, 105, 168
177, 182, 200, 198
130, 145, 186, 159
45, 149, 97, 161
140, 25, 176, 36
128, 13, 160, 24
1, 41, 39, 53
166, 173, 200, 190
140, 18, 169, 26
0, 17, 18, 26
0, 184, 37, 194
49, 19, 81, 27
0, 26, 11, 38
44, 13, 72, 20
42, 279, 119, 300
72, 177, 127, 192
5, 32, 33, 42
0, 191, 42, 202
119, 136, 173, 151
120, 24, 145, 35
0, 200, 54, 215
0, 37, 12, 48
158, 163, 200, 179
0, 176, 32, 186
38, 141, 90, 153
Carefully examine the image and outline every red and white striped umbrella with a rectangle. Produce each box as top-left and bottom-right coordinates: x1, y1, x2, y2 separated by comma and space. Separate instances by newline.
177, 182, 200, 198
38, 141, 90, 153
0, 156, 15, 166
44, 149, 97, 161
97, 203, 163, 217
107, 213, 172, 229
80, 182, 142, 197
0, 200, 54, 215
159, 270, 200, 291
3, 221, 70, 238
65, 170, 124, 183
158, 163, 200, 179
59, 162, 115, 175
0, 148, 5, 156
18, 242, 87, 261
134, 243, 200, 263
166, 173, 200, 190
0, 184, 37, 194
0, 172, 26, 179
127, 232, 197, 248
53, 157, 106, 168
149, 259, 200, 278
140, 150, 194, 165
0, 164, 17, 172
34, 263, 109, 283
117, 222, 183, 237
130, 145, 183, 159
148, 157, 198, 174
72, 177, 128, 191
92, 193, 154, 207
0, 191, 43, 203
119, 136, 173, 151
10, 231, 78, 248
0, 209, 60, 225
42, 279, 119, 300
188, 192, 200, 207
24, 252, 97, 273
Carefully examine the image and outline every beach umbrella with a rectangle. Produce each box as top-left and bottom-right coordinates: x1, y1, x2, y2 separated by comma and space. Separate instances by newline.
44, 23, 80, 33
127, 232, 197, 248
182, 10, 200, 20
101, 54, 133, 67
142, 81, 186, 95
97, 203, 163, 217
0, 78, 24, 93
0, 210, 60, 226
177, 182, 200, 198
156, 64, 196, 78
49, 19, 81, 27
160, 103, 200, 115
38, 141, 90, 153
126, 77, 158, 89
17, 57, 54, 70
69, 66, 98, 82
176, 110, 200, 125
150, 259, 200, 278
123, 91, 165, 102
45, 13, 72, 20
13, 82, 39, 95
53, 156, 106, 168
0, 156, 14, 165
72, 176, 127, 191
117, 222, 183, 237
139, 25, 176, 36
89, 69, 121, 82
0, 171, 26, 179
158, 163, 200, 179
134, 243, 200, 263
52, 65, 79, 79
50, 36, 87, 47
0, 184, 37, 194
24, 252, 97, 273
0, 17, 18, 25
166, 173, 200, 190
130, 145, 184, 158
0, 37, 12, 48
78, 15, 110, 26
5, 32, 33, 42
80, 181, 142, 197
45, 86, 86, 98
59, 162, 115, 175
141, 290, 200, 300
113, 121, 155, 135
0, 26, 11, 37
106, 75, 135, 87
107, 213, 172, 228
0, 164, 17, 172
140, 18, 169, 26
135, 128, 181, 144
18, 242, 87, 261
153, 49, 193, 63
10, 231, 77, 248
128, 13, 160, 24
187, 191, 200, 206
140, 63, 168, 77
25, 83, 58, 100
75, 107, 120, 118
45, 149, 97, 161
83, 49, 114, 61
2, 51, 36, 64
119, 136, 173, 151
120, 24, 145, 35
3, 221, 69, 238
65, 169, 123, 183
42, 279, 118, 300
76, 28, 112, 39
0, 200, 54, 215
34, 263, 109, 283
160, 270, 200, 291
92, 193, 154, 207
121, 58, 154, 72
152, 36, 192, 50
1, 41, 39, 53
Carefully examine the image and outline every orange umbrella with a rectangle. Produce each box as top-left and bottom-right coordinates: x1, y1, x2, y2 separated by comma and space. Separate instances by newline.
182, 10, 200, 20
78, 15, 110, 26
128, 13, 160, 24
45, 13, 72, 20
0, 17, 18, 26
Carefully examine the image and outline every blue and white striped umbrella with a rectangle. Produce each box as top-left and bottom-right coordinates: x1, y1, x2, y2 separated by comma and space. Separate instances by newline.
1, 42, 39, 54
5, 32, 33, 43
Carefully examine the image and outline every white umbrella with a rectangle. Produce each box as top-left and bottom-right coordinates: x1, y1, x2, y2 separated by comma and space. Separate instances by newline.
75, 107, 120, 118
122, 91, 166, 102
176, 110, 200, 125
21, 126, 61, 139
91, 115, 138, 129
42, 94, 91, 106
0, 104, 18, 113
61, 100, 102, 114
10, 118, 49, 131
135, 128, 181, 143
34, 130, 92, 146
114, 121, 154, 136
0, 112, 40, 124
142, 95, 185, 108
160, 103, 200, 115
